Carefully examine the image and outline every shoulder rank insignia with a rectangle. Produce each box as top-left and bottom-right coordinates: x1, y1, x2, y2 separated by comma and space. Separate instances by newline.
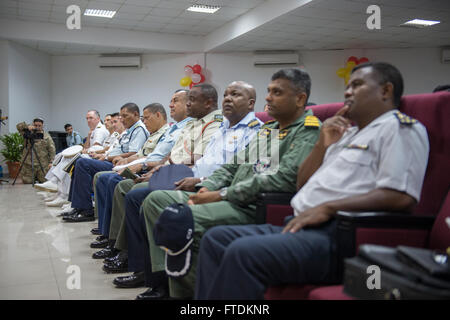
259, 128, 271, 136
214, 114, 223, 122
394, 111, 417, 125
304, 115, 320, 129
248, 120, 260, 128
345, 144, 369, 150
264, 119, 275, 125
278, 129, 289, 140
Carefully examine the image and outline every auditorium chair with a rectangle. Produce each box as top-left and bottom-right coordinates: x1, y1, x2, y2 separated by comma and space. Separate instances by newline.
255, 91, 450, 300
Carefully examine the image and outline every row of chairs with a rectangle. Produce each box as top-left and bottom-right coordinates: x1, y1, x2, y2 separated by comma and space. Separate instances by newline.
253, 91, 450, 299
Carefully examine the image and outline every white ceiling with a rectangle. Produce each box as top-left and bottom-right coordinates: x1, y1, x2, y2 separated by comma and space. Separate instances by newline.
0, 0, 449, 55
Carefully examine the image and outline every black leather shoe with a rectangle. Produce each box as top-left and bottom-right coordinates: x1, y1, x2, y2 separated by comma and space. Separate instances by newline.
135, 286, 169, 300
95, 235, 107, 241
104, 251, 126, 264
90, 238, 109, 248
103, 258, 128, 273
63, 209, 95, 222
58, 208, 78, 218
92, 247, 119, 259
91, 228, 101, 235
113, 272, 145, 288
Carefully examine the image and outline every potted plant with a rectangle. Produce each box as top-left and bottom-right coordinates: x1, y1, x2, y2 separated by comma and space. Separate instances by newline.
0, 132, 24, 178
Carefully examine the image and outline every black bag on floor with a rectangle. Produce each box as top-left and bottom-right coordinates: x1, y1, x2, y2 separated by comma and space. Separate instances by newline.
343, 244, 450, 300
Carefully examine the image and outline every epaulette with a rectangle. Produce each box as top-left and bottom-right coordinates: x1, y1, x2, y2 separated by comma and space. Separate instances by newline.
304, 115, 320, 129
248, 119, 260, 128
394, 111, 417, 125
264, 119, 276, 125
96, 124, 102, 128
202, 115, 223, 135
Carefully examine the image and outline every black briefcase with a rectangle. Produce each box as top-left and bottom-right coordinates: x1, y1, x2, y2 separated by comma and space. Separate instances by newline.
343, 244, 450, 300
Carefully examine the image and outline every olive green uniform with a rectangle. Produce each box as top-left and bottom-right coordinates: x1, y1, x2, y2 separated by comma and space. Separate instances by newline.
142, 110, 321, 298
16, 122, 56, 184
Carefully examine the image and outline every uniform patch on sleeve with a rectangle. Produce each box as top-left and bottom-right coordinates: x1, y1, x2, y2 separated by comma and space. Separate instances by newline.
214, 114, 223, 122
304, 115, 320, 128
345, 144, 369, 150
394, 111, 417, 125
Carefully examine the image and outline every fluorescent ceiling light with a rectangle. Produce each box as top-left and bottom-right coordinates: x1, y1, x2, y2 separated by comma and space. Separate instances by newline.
84, 9, 116, 18
402, 19, 440, 27
187, 4, 221, 14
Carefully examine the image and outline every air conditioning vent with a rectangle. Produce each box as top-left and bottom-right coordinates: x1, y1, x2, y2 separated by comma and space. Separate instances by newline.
253, 51, 299, 66
97, 54, 141, 68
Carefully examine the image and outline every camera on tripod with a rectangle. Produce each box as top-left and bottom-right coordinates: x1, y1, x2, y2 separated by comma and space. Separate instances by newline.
22, 128, 44, 140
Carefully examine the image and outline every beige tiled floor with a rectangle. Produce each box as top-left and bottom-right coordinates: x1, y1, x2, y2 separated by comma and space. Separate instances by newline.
0, 183, 145, 300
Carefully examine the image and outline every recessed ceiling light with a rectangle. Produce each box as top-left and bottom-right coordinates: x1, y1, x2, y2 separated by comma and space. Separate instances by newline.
187, 4, 221, 14
84, 9, 116, 18
402, 19, 440, 27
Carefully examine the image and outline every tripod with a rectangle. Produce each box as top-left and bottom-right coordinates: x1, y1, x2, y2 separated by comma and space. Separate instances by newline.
12, 137, 45, 187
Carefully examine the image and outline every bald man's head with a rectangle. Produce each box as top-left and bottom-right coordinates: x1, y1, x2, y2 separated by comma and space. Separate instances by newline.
222, 81, 256, 126
229, 81, 256, 101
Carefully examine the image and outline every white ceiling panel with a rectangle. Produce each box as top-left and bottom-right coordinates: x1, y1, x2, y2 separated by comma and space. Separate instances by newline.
0, 0, 448, 55
118, 4, 153, 14
86, 1, 122, 11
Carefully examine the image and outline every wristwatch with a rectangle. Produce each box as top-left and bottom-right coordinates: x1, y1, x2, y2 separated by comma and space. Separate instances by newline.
142, 162, 148, 171
219, 187, 228, 200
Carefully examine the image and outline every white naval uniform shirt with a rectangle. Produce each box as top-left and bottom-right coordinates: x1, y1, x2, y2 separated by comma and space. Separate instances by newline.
89, 123, 110, 147
105, 131, 126, 157
290, 109, 429, 216
103, 132, 120, 149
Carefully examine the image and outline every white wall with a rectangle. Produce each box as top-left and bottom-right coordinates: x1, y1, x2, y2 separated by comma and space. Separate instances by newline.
8, 42, 51, 131
50, 53, 204, 135
0, 41, 51, 173
49, 47, 450, 136
0, 40, 9, 134
300, 47, 450, 104
208, 48, 450, 106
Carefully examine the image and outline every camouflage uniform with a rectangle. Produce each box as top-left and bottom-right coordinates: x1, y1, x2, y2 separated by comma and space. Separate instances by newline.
141, 109, 321, 298
16, 122, 56, 184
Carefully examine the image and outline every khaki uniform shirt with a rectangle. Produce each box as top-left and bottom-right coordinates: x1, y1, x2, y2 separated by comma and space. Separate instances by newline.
138, 123, 170, 157
168, 109, 223, 165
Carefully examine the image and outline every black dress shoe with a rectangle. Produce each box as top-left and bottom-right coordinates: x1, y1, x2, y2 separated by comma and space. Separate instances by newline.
92, 247, 119, 259
135, 286, 169, 300
103, 258, 128, 273
104, 251, 127, 263
95, 235, 107, 241
113, 272, 145, 288
90, 238, 109, 248
58, 208, 78, 218
91, 228, 101, 235
63, 209, 95, 222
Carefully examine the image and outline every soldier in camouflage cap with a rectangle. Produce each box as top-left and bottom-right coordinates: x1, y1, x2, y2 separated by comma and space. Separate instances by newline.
16, 118, 56, 184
